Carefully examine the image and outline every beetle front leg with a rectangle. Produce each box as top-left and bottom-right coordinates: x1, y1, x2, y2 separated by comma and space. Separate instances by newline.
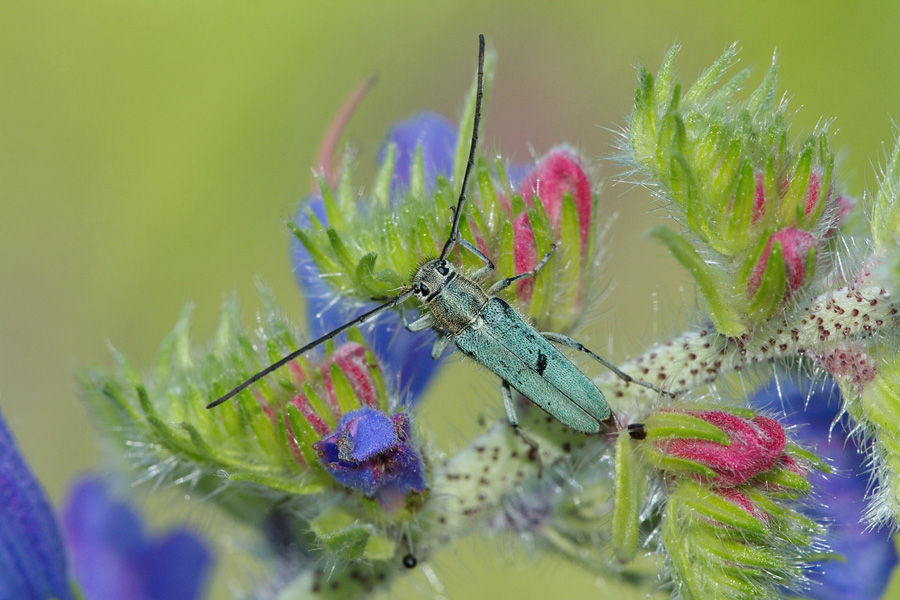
487, 243, 557, 295
501, 380, 543, 475
399, 302, 434, 332
459, 238, 495, 284
541, 331, 674, 398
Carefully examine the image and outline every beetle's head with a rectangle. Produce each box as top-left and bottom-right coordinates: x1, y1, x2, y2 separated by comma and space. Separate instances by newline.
411, 258, 456, 302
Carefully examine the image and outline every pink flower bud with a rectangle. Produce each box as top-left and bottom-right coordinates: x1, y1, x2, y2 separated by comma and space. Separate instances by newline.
747, 227, 816, 296
655, 409, 786, 487
513, 148, 593, 302
520, 148, 592, 252
513, 213, 538, 300
804, 169, 824, 217
753, 171, 766, 223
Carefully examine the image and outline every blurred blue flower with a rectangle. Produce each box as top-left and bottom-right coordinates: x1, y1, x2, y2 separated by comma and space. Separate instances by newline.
0, 409, 213, 600
377, 111, 457, 201
751, 378, 898, 600
62, 477, 213, 600
0, 410, 73, 600
291, 112, 458, 404
313, 408, 426, 511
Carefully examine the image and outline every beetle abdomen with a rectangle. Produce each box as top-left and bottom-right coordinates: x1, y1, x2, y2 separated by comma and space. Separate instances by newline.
453, 298, 611, 433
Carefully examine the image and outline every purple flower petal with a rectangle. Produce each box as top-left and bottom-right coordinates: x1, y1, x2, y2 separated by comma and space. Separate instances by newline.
0, 410, 73, 600
750, 378, 898, 600
341, 409, 397, 462
61, 476, 213, 600
378, 112, 456, 199
313, 408, 426, 507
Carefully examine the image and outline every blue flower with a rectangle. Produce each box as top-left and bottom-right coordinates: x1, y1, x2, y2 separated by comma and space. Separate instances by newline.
0, 409, 213, 600
0, 410, 73, 600
750, 378, 898, 600
313, 408, 426, 511
291, 112, 458, 404
62, 477, 213, 600
377, 111, 457, 201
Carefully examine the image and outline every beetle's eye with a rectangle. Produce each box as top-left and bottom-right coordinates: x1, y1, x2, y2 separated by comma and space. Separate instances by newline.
418, 284, 430, 296
436, 261, 449, 276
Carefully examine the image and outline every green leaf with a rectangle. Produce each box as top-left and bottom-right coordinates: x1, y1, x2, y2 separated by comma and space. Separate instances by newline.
327, 227, 357, 276
671, 481, 768, 536
746, 239, 786, 322
409, 144, 427, 200
329, 362, 360, 416
372, 142, 396, 209
285, 404, 324, 472
318, 175, 346, 232
748, 53, 779, 117
311, 506, 376, 560
685, 42, 737, 104
355, 252, 378, 290
641, 411, 731, 445
648, 226, 745, 336
612, 433, 643, 562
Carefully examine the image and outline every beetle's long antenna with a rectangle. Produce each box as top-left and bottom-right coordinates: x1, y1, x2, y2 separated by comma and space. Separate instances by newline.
440, 34, 484, 260
206, 288, 415, 409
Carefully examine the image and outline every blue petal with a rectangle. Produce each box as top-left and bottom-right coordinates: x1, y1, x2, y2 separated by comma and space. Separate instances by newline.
0, 409, 73, 600
61, 476, 213, 600
291, 198, 442, 404
750, 378, 898, 600
377, 112, 457, 199
341, 408, 398, 462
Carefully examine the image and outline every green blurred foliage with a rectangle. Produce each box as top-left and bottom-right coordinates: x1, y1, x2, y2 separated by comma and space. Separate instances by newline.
2, 1, 900, 598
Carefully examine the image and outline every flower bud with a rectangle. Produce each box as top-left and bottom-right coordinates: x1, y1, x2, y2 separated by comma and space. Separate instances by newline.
519, 148, 592, 254
640, 407, 786, 487
313, 408, 427, 511
746, 227, 816, 297
511, 147, 597, 312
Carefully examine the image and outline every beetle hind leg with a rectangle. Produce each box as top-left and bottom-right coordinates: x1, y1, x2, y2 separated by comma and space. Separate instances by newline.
541, 331, 674, 398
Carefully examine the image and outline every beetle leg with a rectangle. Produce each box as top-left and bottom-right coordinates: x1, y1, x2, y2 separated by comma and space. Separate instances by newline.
487, 243, 557, 295
501, 380, 543, 476
399, 302, 434, 332
431, 334, 452, 360
458, 238, 495, 283
541, 331, 675, 398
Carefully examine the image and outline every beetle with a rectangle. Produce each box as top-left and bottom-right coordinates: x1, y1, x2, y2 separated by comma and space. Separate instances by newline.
207, 34, 671, 443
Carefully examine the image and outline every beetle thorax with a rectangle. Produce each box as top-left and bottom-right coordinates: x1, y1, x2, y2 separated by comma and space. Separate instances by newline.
411, 258, 488, 334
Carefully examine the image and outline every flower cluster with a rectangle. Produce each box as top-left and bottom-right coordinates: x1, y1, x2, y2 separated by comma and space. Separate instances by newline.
629, 45, 848, 335
624, 405, 827, 599
292, 51, 601, 338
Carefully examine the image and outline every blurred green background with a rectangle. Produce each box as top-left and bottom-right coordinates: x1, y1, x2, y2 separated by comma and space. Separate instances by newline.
3, 1, 900, 598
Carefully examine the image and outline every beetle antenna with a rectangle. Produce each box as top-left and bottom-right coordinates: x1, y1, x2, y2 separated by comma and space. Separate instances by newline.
206, 287, 415, 409
440, 34, 484, 260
